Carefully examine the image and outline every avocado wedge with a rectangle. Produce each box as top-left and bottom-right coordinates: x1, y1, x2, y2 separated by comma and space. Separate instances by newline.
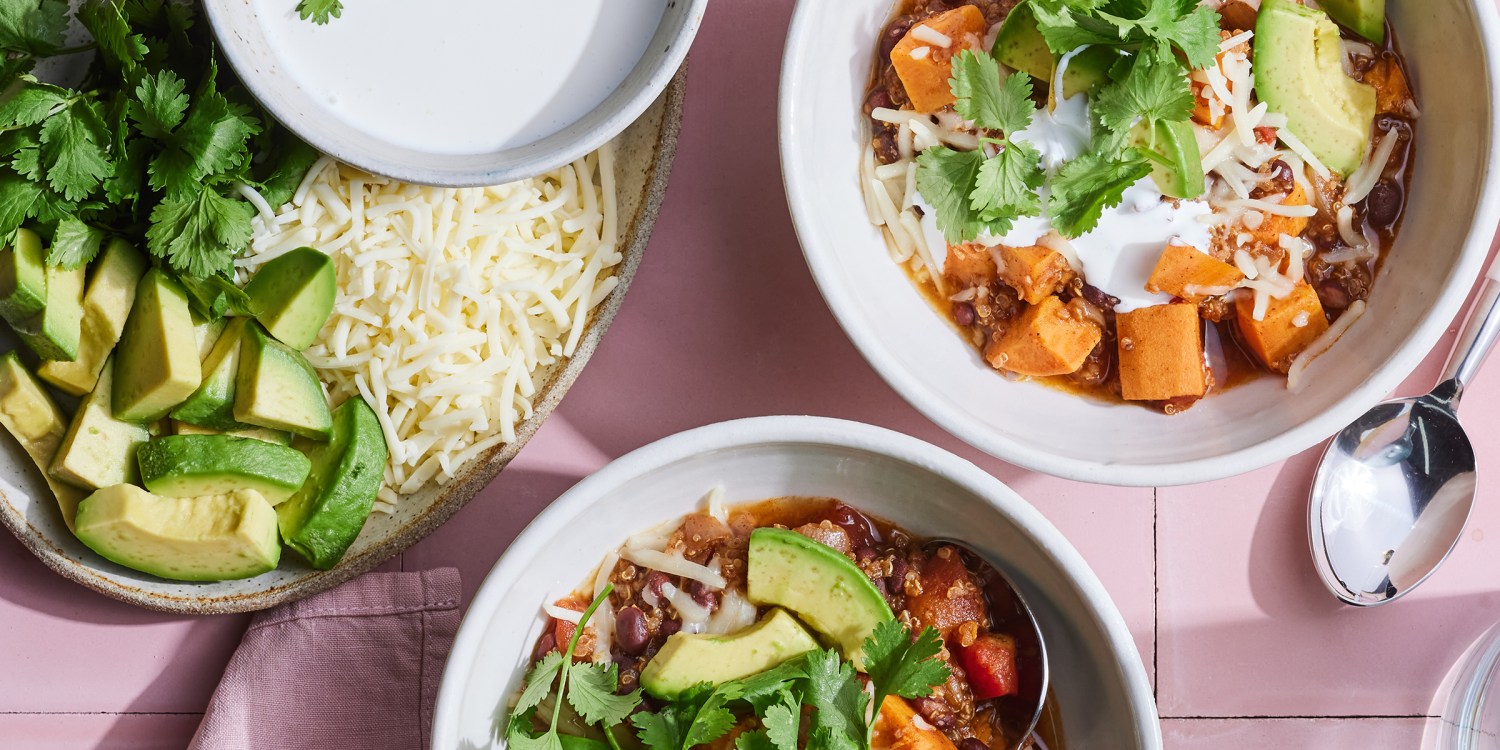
747, 527, 894, 668
0, 228, 47, 325
138, 434, 312, 506
0, 352, 86, 529
277, 397, 388, 569
74, 484, 281, 582
37, 239, 148, 396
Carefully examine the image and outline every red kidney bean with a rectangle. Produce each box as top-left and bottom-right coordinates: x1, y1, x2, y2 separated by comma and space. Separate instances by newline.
960, 739, 989, 750
913, 696, 957, 729
889, 556, 910, 591
616, 606, 650, 655
1317, 280, 1352, 312
865, 88, 894, 115
826, 502, 882, 547
686, 580, 721, 612
880, 17, 915, 61
644, 571, 671, 600
953, 301, 977, 327
532, 631, 557, 660
659, 618, 681, 637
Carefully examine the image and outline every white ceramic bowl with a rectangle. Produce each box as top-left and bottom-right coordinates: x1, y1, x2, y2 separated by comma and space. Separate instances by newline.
432, 416, 1160, 750
204, 0, 705, 187
780, 0, 1500, 486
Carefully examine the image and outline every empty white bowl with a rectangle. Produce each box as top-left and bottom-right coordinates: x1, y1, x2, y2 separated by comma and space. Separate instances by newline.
779, 0, 1500, 486
431, 416, 1160, 750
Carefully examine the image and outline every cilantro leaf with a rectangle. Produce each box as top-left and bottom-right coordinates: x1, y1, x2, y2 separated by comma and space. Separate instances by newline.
514, 651, 565, 716
862, 622, 951, 709
147, 64, 260, 196
682, 690, 739, 749
1101, 0, 1222, 69
950, 50, 1034, 135
566, 662, 642, 728
735, 730, 778, 750
507, 710, 567, 750
632, 707, 691, 750
0, 0, 68, 56
1047, 150, 1153, 237
48, 217, 105, 268
78, 0, 147, 72
0, 83, 67, 128
296, 0, 343, 24
252, 135, 319, 208
972, 141, 1043, 234
1029, 0, 1127, 55
1090, 47, 1194, 135
762, 692, 801, 750
179, 272, 257, 320
38, 102, 113, 202
146, 185, 252, 277
128, 69, 189, 140
803, 649, 867, 750
915, 146, 988, 244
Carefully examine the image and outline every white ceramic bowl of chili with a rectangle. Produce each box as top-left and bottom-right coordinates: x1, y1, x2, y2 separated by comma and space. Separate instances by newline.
779, 0, 1500, 486
431, 416, 1161, 749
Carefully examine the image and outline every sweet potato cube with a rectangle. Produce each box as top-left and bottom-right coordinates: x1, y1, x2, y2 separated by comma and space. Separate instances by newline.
1117, 303, 1207, 401
1248, 181, 1311, 245
874, 696, 958, 750
1146, 243, 1246, 302
985, 296, 1101, 377
890, 6, 986, 113
1234, 282, 1330, 373
996, 244, 1074, 305
1365, 57, 1415, 116
943, 242, 997, 288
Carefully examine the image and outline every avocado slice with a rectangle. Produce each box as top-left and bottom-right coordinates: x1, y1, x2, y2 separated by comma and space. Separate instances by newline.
37, 240, 149, 396
1318, 0, 1385, 43
138, 434, 312, 506
172, 420, 292, 446
233, 322, 332, 440
639, 608, 820, 699
992, 1, 1115, 99
73, 484, 281, 582
0, 228, 47, 324
0, 352, 86, 529
113, 270, 204, 422
1254, 0, 1377, 176
746, 527, 894, 667
172, 317, 255, 431
18, 263, 86, 362
49, 359, 151, 491
277, 397, 387, 569
244, 246, 335, 350
1131, 118, 1206, 199
193, 314, 229, 362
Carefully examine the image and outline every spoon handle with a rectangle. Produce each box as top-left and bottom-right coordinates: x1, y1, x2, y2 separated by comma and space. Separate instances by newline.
1439, 273, 1500, 405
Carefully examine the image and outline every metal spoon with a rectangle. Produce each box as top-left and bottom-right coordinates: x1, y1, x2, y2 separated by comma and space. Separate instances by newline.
1309, 262, 1500, 607
926, 539, 1049, 748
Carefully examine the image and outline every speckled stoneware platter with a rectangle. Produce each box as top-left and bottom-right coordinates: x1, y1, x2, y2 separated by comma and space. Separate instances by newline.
0, 69, 685, 615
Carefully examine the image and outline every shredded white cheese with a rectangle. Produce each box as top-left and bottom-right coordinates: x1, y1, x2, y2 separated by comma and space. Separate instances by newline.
1288, 300, 1368, 392
244, 147, 621, 510
619, 548, 728, 590
911, 24, 952, 47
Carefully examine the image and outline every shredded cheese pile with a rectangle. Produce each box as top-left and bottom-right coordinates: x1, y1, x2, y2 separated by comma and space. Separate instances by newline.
241, 147, 622, 511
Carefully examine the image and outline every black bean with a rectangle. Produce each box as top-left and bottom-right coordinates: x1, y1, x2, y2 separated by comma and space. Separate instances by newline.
864, 88, 894, 115
960, 739, 989, 750
616, 606, 650, 655
1365, 182, 1402, 227
880, 17, 915, 61
1317, 280, 1352, 312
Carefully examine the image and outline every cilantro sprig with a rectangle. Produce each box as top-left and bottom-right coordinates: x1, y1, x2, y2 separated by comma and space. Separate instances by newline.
296, 0, 343, 25
0, 0, 318, 312
916, 50, 1043, 244
507, 584, 644, 750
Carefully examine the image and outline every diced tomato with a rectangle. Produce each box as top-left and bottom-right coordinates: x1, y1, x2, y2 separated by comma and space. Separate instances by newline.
553, 618, 577, 650
955, 633, 1019, 700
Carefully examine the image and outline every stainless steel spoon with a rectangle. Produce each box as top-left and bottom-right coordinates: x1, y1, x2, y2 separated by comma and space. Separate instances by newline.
927, 539, 1049, 749
1309, 262, 1500, 607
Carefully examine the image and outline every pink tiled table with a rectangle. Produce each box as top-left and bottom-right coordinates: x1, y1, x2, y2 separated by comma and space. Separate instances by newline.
1, 1, 1497, 747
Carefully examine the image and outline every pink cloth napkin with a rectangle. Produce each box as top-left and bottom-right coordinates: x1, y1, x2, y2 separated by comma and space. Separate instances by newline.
190, 568, 463, 750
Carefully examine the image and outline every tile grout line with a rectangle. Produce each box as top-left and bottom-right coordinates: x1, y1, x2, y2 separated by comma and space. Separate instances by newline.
1161, 714, 1440, 721
0, 712, 205, 716
1152, 485, 1159, 704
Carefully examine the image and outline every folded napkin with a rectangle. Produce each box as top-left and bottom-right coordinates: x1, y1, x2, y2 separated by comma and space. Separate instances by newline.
191, 567, 462, 750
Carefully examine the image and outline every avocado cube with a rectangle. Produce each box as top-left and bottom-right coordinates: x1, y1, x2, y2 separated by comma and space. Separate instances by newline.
37, 240, 149, 396
173, 317, 255, 431
244, 247, 336, 350
193, 313, 228, 362
233, 322, 332, 440
277, 397, 387, 569
18, 263, 86, 362
172, 420, 292, 446
73, 484, 282, 582
113, 269, 204, 422
0, 228, 47, 324
640, 608, 820, 699
49, 359, 152, 491
138, 434, 312, 506
0, 352, 87, 529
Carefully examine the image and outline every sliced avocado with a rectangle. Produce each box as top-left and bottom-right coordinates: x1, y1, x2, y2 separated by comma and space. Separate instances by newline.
49, 359, 150, 491
639, 608, 820, 699
992, 1, 1115, 99
0, 352, 86, 529
172, 317, 255, 430
233, 322, 332, 440
192, 313, 229, 362
73, 484, 281, 582
1131, 118, 1206, 199
746, 527, 893, 667
113, 269, 204, 422
1255, 0, 1377, 176
37, 240, 148, 396
1318, 0, 1385, 43
0, 228, 47, 324
18, 263, 85, 362
277, 397, 387, 569
138, 434, 312, 506
244, 247, 335, 350
172, 420, 292, 446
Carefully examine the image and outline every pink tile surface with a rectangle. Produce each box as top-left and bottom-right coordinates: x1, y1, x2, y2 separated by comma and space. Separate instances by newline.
0, 0, 1496, 747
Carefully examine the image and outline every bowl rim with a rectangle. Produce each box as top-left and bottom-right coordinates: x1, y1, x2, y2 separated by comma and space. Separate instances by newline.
777, 0, 1500, 487
0, 70, 688, 615
432, 415, 1162, 750
202, 0, 707, 188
